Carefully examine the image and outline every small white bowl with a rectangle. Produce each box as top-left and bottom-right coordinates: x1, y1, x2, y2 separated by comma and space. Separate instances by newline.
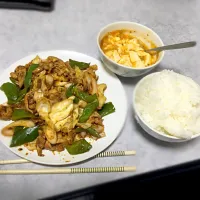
132, 72, 200, 142
97, 21, 165, 77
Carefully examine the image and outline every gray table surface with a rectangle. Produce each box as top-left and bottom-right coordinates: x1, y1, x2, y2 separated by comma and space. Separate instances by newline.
0, 0, 200, 199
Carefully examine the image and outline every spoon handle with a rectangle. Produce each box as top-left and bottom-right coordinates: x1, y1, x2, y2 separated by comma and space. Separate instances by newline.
146, 41, 196, 52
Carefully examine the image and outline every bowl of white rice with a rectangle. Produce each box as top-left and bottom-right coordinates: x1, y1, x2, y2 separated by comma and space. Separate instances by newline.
133, 70, 200, 142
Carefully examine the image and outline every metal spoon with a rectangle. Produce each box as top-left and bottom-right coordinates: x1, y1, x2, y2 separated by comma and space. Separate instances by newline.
145, 41, 196, 52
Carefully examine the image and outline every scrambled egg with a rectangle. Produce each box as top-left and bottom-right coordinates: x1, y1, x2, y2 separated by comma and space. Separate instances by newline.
100, 29, 158, 68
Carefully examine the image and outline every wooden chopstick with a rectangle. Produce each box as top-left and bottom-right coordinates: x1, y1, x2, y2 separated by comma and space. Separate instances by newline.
0, 159, 29, 165
95, 150, 136, 157
0, 166, 136, 174
0, 150, 136, 165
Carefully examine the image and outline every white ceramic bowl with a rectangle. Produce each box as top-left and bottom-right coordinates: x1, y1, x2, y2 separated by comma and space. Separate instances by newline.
97, 21, 165, 77
133, 72, 200, 142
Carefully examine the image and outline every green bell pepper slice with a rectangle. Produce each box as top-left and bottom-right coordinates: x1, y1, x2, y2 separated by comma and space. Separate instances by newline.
65, 139, 92, 155
75, 127, 100, 138
79, 98, 99, 123
12, 109, 34, 121
98, 102, 115, 117
10, 126, 39, 147
0, 82, 19, 104
69, 59, 90, 70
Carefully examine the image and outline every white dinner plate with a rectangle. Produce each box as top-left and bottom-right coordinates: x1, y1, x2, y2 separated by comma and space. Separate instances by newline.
0, 50, 127, 165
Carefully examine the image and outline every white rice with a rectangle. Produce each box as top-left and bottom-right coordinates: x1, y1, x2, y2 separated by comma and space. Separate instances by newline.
135, 70, 200, 139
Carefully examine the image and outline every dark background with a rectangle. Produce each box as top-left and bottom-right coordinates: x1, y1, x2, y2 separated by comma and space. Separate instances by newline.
42, 159, 200, 199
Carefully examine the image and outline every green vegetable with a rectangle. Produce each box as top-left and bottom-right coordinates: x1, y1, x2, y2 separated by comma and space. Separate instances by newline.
98, 102, 115, 117
66, 139, 92, 155
69, 59, 90, 70
17, 64, 38, 101
10, 126, 39, 147
0, 82, 27, 104
17, 64, 39, 102
79, 98, 99, 123
9, 77, 17, 85
73, 98, 79, 104
12, 109, 34, 121
66, 84, 96, 104
1, 64, 38, 104
66, 84, 74, 97
75, 127, 100, 138
24, 64, 38, 89
0, 82, 19, 104
17, 88, 27, 102
73, 87, 97, 103
66, 84, 79, 103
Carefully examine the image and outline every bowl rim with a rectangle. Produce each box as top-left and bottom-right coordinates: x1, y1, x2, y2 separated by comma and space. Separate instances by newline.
132, 71, 200, 140
97, 21, 165, 71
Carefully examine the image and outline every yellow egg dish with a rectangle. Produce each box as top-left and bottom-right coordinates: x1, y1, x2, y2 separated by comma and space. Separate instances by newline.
100, 29, 159, 68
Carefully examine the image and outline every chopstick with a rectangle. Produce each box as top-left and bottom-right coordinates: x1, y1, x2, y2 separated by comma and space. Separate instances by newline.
0, 159, 29, 165
0, 150, 136, 174
0, 166, 136, 174
0, 150, 136, 165
95, 150, 136, 157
